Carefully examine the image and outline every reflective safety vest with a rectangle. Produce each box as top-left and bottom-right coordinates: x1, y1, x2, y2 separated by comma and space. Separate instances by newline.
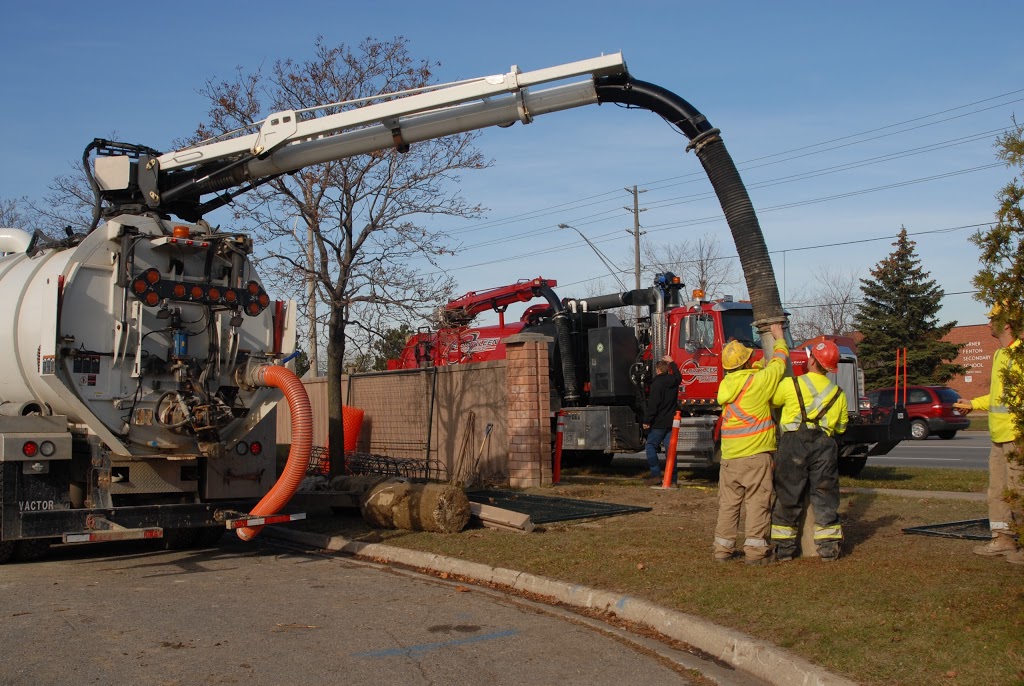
717, 342, 788, 459
970, 339, 1022, 443
773, 372, 848, 437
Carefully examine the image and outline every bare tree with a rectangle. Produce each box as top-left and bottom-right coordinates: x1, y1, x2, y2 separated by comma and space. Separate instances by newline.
0, 197, 25, 228
642, 233, 741, 299
194, 37, 487, 472
786, 266, 861, 343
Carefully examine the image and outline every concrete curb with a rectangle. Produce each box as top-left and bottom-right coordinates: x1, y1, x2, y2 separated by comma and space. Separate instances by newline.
266, 526, 856, 686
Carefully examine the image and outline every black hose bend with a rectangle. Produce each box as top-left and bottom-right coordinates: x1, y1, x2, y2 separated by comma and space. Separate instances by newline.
594, 77, 785, 329
537, 285, 580, 404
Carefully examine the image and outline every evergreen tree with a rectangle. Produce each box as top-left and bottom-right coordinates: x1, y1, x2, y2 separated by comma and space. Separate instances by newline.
970, 118, 1024, 468
372, 324, 414, 371
854, 226, 966, 388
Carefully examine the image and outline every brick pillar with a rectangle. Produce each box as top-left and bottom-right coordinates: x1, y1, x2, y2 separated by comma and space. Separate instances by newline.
504, 334, 552, 487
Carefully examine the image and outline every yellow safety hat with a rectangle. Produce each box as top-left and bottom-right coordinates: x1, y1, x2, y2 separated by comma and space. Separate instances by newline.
987, 301, 1005, 319
722, 340, 754, 370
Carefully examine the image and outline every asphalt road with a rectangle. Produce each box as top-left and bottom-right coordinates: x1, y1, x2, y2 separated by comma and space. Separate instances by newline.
0, 535, 754, 686
868, 429, 991, 470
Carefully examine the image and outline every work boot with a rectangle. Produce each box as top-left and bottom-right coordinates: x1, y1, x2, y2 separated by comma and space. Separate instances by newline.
775, 551, 796, 563
744, 554, 774, 566
1005, 549, 1024, 565
973, 534, 1018, 558
817, 541, 842, 562
714, 551, 738, 563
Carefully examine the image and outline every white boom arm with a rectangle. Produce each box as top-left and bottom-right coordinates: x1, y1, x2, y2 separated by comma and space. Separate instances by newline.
160, 53, 626, 175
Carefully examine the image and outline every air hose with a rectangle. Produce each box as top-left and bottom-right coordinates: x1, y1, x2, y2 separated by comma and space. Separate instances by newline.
236, 364, 312, 540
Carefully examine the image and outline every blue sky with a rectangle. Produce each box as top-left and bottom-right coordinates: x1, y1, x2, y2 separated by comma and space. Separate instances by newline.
2, 1, 1021, 329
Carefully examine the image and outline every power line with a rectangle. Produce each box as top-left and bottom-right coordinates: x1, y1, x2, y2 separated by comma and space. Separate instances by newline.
435, 88, 1023, 237
427, 159, 1000, 274
444, 126, 1009, 255
782, 289, 981, 312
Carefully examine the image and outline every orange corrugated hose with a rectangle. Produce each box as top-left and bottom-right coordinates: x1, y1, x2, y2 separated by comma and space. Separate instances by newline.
237, 365, 312, 540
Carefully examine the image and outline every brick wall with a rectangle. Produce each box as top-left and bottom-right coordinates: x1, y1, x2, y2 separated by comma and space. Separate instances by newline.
278, 334, 554, 486
504, 334, 553, 488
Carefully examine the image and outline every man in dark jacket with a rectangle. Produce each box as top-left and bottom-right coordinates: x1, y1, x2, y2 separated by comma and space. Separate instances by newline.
642, 355, 682, 483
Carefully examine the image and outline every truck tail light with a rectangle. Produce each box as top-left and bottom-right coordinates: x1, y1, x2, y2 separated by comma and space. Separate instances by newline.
208, 287, 221, 301
132, 279, 148, 294
191, 285, 205, 300
249, 441, 263, 456
235, 441, 249, 455
39, 441, 56, 457
144, 268, 161, 284
22, 441, 38, 457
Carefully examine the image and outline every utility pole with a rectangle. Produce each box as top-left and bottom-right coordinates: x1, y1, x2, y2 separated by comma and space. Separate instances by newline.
624, 186, 647, 321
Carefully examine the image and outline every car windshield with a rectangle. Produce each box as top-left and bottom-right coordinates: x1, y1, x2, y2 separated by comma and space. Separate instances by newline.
936, 387, 960, 403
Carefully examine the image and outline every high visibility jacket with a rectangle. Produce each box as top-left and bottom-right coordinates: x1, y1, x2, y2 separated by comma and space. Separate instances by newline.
717, 341, 788, 459
969, 339, 1021, 443
772, 372, 849, 437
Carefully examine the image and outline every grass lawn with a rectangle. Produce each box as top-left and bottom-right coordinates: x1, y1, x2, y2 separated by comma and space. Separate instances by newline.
295, 469, 1023, 686
843, 465, 987, 492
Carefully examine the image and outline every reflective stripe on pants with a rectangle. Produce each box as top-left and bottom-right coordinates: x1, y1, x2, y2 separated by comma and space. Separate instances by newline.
771, 429, 841, 555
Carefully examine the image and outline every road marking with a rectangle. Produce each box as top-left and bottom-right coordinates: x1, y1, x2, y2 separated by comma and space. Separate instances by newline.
873, 457, 960, 461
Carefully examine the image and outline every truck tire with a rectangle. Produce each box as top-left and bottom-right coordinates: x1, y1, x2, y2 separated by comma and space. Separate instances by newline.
838, 455, 868, 477
910, 419, 929, 440
12, 538, 51, 563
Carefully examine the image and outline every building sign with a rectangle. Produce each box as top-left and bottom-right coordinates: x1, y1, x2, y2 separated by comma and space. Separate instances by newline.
942, 325, 998, 399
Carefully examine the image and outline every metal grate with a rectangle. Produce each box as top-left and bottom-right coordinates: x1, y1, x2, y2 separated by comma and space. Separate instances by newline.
306, 446, 448, 481
466, 489, 651, 524
902, 519, 992, 540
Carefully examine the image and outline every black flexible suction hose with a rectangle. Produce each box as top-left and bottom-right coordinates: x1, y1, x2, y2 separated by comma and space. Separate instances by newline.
594, 77, 785, 328
538, 284, 580, 404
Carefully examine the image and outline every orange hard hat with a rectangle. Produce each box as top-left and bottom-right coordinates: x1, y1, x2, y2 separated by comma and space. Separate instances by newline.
806, 340, 840, 373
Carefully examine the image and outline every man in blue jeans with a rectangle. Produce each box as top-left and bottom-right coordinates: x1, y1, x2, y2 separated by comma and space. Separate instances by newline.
642, 354, 682, 484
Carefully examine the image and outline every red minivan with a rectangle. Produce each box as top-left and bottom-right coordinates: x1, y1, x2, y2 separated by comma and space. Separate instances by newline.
866, 385, 970, 440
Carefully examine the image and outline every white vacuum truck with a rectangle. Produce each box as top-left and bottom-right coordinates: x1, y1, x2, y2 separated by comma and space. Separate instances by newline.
0, 218, 311, 562
1, 51, 798, 561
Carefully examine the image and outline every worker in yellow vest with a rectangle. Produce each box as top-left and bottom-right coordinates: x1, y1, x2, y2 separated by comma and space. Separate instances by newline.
770, 339, 848, 561
714, 322, 788, 565
954, 303, 1023, 565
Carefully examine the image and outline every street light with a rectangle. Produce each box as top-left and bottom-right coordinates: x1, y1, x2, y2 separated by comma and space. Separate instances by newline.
557, 223, 629, 291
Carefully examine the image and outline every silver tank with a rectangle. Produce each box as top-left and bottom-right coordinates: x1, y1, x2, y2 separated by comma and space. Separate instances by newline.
0, 215, 292, 457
